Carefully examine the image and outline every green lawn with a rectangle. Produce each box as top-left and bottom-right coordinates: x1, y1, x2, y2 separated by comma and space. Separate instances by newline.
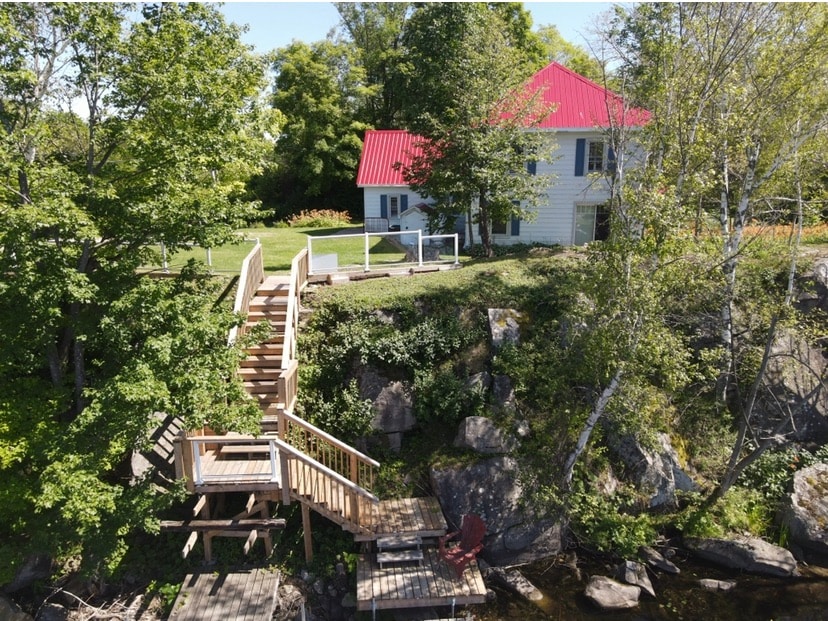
150, 225, 459, 275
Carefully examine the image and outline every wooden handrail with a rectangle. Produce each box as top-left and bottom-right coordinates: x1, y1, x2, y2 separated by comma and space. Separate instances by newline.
279, 410, 380, 468
281, 248, 309, 370
187, 435, 379, 502
277, 359, 299, 413
228, 242, 264, 345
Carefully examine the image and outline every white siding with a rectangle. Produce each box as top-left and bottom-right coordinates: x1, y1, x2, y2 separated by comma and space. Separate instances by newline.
362, 187, 430, 223
364, 129, 630, 246
492, 130, 612, 246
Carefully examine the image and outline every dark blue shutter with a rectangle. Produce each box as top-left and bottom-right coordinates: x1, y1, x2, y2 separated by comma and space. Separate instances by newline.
607, 146, 617, 174
380, 194, 388, 219
527, 159, 537, 175
511, 216, 520, 236
400, 194, 408, 213
575, 139, 586, 176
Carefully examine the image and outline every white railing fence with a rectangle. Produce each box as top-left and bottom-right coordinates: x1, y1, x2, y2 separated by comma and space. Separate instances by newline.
307, 229, 459, 275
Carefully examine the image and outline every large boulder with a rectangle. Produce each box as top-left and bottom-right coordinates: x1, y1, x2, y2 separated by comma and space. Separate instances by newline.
607, 432, 697, 508
453, 416, 516, 454
486, 566, 543, 602
683, 535, 798, 577
616, 560, 655, 598
430, 456, 562, 566
491, 375, 516, 411
487, 309, 521, 349
797, 257, 828, 315
763, 330, 828, 445
781, 462, 828, 556
0, 595, 33, 621
584, 575, 640, 611
359, 368, 415, 452
2, 554, 51, 593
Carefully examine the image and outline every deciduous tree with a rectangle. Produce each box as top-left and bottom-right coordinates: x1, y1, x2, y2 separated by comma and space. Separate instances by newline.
397, 3, 555, 256
0, 2, 266, 580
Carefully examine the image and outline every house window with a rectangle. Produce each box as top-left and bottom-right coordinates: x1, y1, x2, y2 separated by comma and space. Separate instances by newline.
491, 219, 508, 235
587, 141, 605, 172
389, 195, 400, 218
574, 204, 610, 245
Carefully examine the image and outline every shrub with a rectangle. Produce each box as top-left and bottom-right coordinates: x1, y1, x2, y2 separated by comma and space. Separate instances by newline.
568, 481, 657, 557
465, 242, 561, 258
287, 209, 352, 228
676, 487, 770, 538
413, 368, 486, 427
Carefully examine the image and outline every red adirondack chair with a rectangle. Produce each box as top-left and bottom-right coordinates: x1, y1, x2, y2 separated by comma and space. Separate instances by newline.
438, 513, 486, 577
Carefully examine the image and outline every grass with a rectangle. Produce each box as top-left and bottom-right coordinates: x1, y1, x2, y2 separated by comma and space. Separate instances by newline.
143, 222, 827, 277
144, 224, 461, 274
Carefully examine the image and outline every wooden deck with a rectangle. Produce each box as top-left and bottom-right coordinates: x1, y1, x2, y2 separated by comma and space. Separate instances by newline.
169, 568, 280, 621
357, 496, 448, 541
356, 548, 487, 612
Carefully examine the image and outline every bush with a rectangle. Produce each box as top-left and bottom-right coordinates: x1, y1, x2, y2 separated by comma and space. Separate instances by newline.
287, 209, 352, 228
413, 368, 486, 427
676, 487, 770, 538
568, 481, 657, 557
465, 242, 561, 258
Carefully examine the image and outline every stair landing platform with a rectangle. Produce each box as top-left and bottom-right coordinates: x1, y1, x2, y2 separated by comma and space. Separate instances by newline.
356, 496, 448, 542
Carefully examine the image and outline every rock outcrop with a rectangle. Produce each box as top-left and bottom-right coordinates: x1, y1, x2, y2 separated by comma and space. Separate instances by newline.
782, 462, 828, 556
453, 416, 516, 454
487, 308, 521, 349
607, 432, 697, 508
430, 456, 562, 566
616, 560, 655, 598
683, 535, 798, 577
359, 368, 415, 451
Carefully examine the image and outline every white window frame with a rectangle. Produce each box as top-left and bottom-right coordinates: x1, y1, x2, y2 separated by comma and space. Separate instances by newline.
389, 194, 400, 219
574, 203, 610, 245
587, 140, 605, 173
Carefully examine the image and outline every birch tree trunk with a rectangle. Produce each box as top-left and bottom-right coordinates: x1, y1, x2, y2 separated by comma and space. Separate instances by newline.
562, 368, 624, 489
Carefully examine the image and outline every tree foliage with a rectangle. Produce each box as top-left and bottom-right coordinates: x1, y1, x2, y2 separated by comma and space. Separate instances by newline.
595, 2, 828, 503
0, 3, 266, 580
334, 2, 412, 128
257, 40, 366, 219
396, 3, 556, 257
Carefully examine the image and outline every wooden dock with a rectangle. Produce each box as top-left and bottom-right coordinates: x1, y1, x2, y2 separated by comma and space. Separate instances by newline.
168, 568, 280, 621
356, 548, 487, 612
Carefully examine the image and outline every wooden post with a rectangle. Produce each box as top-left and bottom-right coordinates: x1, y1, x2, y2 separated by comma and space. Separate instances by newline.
178, 434, 195, 493
181, 531, 198, 559
301, 503, 313, 563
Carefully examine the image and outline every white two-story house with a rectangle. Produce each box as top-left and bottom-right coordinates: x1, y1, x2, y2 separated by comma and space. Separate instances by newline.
355, 62, 649, 246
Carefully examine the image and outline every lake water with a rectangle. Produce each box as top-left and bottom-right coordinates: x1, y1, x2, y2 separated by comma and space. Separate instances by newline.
474, 554, 828, 621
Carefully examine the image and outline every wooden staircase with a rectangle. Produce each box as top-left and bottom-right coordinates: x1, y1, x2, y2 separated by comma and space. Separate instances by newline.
172, 245, 447, 563
239, 277, 293, 422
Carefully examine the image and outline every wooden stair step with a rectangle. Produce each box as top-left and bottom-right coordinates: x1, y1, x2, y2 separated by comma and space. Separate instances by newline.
376, 549, 423, 567
243, 380, 280, 393
248, 315, 286, 325
241, 355, 284, 367
238, 368, 283, 380
252, 395, 285, 405
245, 337, 285, 349
251, 294, 289, 307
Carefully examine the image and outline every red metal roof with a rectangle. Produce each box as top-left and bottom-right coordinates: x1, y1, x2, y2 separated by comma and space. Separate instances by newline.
356, 130, 425, 187
356, 63, 649, 186
524, 62, 650, 129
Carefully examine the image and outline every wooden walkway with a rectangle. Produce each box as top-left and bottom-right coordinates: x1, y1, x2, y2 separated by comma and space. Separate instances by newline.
168, 568, 280, 621
356, 548, 487, 612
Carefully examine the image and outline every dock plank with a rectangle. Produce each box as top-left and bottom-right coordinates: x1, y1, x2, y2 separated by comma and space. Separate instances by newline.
170, 569, 280, 621
356, 549, 486, 612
